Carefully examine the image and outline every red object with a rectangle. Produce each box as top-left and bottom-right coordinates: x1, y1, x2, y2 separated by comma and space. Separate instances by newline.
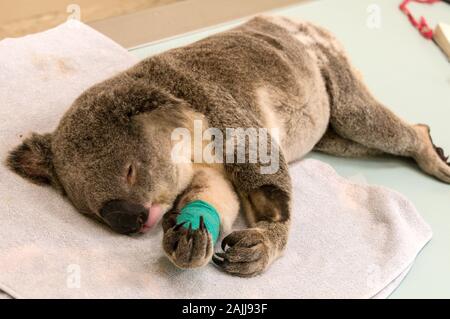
399, 0, 441, 39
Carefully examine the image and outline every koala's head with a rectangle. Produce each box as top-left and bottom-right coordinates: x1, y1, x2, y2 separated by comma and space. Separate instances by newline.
7, 75, 193, 235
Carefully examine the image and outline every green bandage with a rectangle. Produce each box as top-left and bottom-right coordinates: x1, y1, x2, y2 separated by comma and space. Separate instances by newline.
176, 200, 221, 244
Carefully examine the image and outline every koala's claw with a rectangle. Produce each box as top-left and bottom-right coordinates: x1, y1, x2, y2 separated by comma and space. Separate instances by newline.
213, 229, 270, 277
199, 216, 206, 231
174, 221, 187, 231
163, 218, 213, 269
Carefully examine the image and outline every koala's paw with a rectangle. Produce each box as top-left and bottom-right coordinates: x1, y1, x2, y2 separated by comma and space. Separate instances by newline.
212, 228, 271, 277
163, 217, 213, 269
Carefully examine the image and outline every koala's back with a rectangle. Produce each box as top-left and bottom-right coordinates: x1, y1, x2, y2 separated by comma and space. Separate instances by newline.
128, 16, 334, 160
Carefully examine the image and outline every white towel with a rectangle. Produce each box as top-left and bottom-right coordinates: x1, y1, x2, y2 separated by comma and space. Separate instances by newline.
0, 21, 432, 299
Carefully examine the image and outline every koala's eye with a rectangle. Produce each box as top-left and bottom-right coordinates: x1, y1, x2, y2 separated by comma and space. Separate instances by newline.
126, 164, 136, 185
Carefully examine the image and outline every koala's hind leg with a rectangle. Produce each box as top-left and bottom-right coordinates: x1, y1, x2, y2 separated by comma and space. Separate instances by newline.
322, 50, 450, 183
314, 127, 383, 158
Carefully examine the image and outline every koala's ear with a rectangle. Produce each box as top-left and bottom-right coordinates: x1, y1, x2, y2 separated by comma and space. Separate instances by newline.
7, 133, 56, 187
111, 81, 183, 123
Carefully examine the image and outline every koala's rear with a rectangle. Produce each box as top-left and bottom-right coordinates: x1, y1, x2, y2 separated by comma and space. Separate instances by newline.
7, 16, 450, 277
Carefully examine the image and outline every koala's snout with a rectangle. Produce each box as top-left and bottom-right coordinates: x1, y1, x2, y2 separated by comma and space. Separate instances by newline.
100, 199, 149, 235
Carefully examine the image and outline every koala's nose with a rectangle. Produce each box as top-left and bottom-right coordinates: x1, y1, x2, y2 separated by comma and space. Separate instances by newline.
99, 200, 148, 235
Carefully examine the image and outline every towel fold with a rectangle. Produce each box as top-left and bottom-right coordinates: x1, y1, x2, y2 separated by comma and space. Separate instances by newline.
0, 20, 432, 299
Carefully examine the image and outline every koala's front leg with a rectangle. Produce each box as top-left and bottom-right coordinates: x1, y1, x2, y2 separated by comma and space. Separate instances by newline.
162, 165, 239, 269
212, 186, 291, 277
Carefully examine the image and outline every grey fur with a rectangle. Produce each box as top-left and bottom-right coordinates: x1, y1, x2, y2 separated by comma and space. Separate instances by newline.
6, 16, 450, 277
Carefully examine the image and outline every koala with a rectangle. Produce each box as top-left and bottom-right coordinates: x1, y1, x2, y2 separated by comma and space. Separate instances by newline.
7, 16, 450, 277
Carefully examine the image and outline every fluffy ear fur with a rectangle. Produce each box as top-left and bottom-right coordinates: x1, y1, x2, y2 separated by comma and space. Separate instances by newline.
7, 133, 58, 187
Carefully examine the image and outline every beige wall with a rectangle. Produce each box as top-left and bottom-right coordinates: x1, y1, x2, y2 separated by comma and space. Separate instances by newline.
91, 0, 305, 48
0, 0, 183, 39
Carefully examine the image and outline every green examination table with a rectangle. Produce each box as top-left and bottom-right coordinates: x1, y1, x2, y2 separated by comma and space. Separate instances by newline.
130, 0, 450, 298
